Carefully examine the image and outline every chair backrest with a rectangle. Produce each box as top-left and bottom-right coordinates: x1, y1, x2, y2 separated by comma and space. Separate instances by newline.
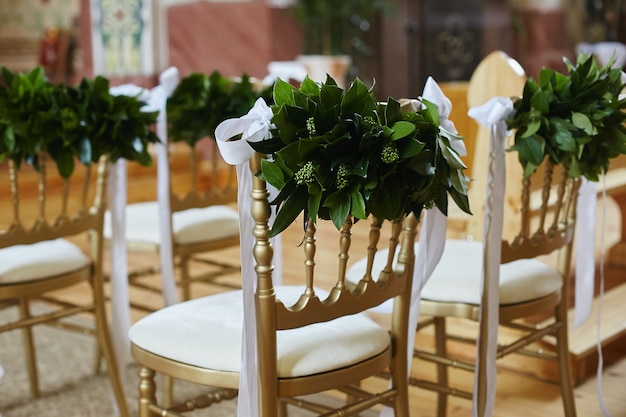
465, 50, 528, 241
466, 51, 580, 263
500, 159, 580, 265
249, 152, 419, 405
0, 153, 109, 249
168, 140, 238, 213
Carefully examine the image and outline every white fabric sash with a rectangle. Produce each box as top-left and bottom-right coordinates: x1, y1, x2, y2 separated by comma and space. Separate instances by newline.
468, 96, 597, 416
108, 83, 152, 372
468, 97, 511, 417
573, 177, 596, 328
106, 159, 131, 370
215, 98, 275, 417
410, 76, 466, 366
105, 68, 179, 375
380, 77, 463, 417
153, 67, 180, 306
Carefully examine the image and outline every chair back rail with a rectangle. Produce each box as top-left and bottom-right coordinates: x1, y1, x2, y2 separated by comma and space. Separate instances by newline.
1, 154, 108, 248
251, 152, 418, 329
169, 141, 238, 212
501, 160, 580, 264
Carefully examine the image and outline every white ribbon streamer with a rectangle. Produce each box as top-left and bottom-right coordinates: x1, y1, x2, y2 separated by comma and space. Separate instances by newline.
153, 67, 180, 307
380, 77, 461, 417
215, 98, 275, 417
107, 83, 153, 373
468, 97, 512, 417
105, 69, 179, 378
573, 177, 597, 328
106, 159, 132, 371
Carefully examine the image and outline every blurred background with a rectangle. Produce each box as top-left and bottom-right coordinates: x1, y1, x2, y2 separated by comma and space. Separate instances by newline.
0, 0, 623, 100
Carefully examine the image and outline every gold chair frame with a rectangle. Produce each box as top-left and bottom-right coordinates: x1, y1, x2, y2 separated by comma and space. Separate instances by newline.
0, 154, 128, 416
130, 153, 420, 416
414, 158, 580, 416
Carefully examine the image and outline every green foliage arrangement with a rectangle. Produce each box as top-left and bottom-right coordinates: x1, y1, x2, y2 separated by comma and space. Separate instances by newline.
506, 53, 626, 181
167, 71, 272, 146
250, 76, 471, 237
0, 67, 159, 178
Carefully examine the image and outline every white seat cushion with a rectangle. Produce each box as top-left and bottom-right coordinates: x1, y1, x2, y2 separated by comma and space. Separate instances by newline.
129, 286, 390, 378
0, 239, 89, 285
346, 240, 562, 306
104, 201, 239, 245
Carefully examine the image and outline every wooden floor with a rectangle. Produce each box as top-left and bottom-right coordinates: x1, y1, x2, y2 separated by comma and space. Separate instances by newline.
2, 160, 626, 416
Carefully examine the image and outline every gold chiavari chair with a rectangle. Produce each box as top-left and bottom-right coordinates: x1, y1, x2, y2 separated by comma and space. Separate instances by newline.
0, 154, 128, 416
105, 139, 240, 307
128, 152, 419, 416
348, 51, 579, 416
104, 68, 240, 307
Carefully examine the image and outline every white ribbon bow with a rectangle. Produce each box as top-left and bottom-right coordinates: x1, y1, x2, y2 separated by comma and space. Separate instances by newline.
423, 77, 466, 157
214, 98, 274, 164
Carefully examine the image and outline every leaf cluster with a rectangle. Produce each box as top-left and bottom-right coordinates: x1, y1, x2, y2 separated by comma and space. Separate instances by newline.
250, 76, 471, 236
506, 53, 626, 181
0, 66, 159, 178
166, 71, 273, 146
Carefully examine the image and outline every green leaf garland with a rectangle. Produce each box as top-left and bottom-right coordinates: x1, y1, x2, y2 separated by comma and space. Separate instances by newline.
249, 75, 471, 237
506, 53, 626, 181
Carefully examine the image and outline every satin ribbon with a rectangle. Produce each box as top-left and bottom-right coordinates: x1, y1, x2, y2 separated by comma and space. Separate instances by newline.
573, 177, 596, 328
153, 67, 180, 307
422, 77, 467, 157
380, 77, 463, 417
108, 83, 152, 372
468, 96, 597, 416
105, 69, 179, 377
468, 97, 512, 417
215, 98, 276, 417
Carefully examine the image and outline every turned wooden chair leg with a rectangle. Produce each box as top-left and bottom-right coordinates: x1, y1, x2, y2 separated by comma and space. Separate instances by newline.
138, 367, 157, 417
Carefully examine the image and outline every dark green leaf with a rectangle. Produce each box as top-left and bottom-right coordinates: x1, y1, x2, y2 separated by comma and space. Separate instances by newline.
270, 188, 308, 237
389, 121, 416, 141
325, 191, 351, 230
260, 158, 286, 189
273, 78, 296, 107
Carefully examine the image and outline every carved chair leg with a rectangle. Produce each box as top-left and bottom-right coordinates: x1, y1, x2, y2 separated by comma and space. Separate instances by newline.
138, 367, 157, 417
